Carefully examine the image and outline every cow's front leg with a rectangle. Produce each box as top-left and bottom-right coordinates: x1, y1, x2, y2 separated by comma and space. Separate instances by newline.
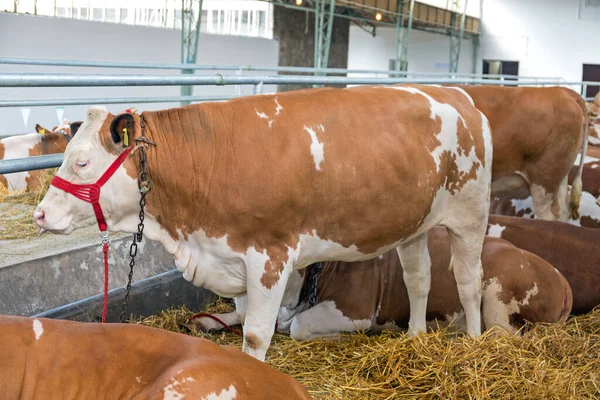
242, 255, 292, 361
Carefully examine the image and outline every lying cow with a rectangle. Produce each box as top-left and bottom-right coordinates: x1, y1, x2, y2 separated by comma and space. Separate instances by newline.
489, 187, 600, 229
1, 315, 311, 399
458, 85, 588, 221
192, 227, 572, 339
34, 85, 493, 360
0, 119, 82, 191
487, 215, 600, 315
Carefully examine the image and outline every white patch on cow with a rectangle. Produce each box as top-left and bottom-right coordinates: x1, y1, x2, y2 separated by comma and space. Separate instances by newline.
274, 97, 283, 116
530, 183, 556, 221
0, 133, 43, 191
482, 278, 539, 333
136, 376, 142, 383
589, 136, 600, 146
378, 254, 384, 259
510, 196, 534, 218
303, 125, 325, 171
290, 300, 372, 340
384, 86, 480, 175
487, 224, 505, 238
574, 154, 599, 166
255, 110, 273, 128
163, 377, 196, 400
202, 385, 237, 400
592, 164, 599, 169
519, 264, 524, 269
32, 319, 43, 340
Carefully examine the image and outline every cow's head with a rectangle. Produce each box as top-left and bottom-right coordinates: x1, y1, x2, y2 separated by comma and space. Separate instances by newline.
34, 106, 142, 234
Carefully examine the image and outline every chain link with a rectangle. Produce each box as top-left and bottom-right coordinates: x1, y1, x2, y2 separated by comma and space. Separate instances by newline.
119, 114, 154, 323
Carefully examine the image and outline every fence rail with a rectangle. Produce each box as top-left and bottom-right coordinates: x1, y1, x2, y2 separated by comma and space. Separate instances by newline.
0, 73, 594, 88
0, 57, 564, 82
0, 72, 598, 175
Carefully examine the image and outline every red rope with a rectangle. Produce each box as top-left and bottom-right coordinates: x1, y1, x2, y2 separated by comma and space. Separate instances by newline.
102, 242, 109, 323
188, 313, 280, 336
189, 313, 243, 336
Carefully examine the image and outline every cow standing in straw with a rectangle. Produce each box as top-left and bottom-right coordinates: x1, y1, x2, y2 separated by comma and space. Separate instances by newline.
34, 85, 492, 361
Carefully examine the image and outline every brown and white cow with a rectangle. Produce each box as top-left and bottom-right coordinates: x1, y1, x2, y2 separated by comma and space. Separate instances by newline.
0, 119, 82, 191
1, 315, 311, 399
489, 187, 600, 229
193, 227, 572, 339
458, 86, 588, 221
486, 215, 600, 315
34, 85, 493, 360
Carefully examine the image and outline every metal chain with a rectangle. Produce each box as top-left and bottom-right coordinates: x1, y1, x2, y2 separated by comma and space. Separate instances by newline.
296, 262, 323, 309
119, 114, 155, 323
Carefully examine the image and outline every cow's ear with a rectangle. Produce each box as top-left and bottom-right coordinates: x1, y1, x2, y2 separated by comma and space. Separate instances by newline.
70, 121, 83, 137
35, 124, 49, 134
109, 114, 134, 145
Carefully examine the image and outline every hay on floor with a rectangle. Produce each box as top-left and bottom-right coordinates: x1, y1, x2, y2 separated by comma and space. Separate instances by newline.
135, 301, 600, 400
0, 168, 55, 240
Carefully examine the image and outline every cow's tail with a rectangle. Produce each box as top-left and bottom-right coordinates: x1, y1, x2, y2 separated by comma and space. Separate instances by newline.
569, 106, 589, 220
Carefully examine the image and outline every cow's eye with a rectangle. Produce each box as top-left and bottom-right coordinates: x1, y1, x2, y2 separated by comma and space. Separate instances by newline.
76, 161, 88, 168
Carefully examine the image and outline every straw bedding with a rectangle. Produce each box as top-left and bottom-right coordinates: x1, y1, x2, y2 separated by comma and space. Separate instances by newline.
0, 168, 55, 240
134, 299, 600, 400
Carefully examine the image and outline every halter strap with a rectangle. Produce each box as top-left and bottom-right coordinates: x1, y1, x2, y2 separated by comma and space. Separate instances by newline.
51, 147, 133, 233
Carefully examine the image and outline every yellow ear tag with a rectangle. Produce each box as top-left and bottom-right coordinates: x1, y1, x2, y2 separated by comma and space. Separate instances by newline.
40, 128, 45, 134
123, 128, 129, 146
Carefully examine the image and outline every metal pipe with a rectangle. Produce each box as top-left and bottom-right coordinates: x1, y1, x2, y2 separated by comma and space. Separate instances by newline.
0, 73, 593, 87
0, 95, 237, 108
0, 154, 63, 174
0, 57, 563, 81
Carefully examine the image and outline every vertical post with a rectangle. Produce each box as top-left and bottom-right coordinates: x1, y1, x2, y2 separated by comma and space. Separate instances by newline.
395, 0, 415, 72
449, 0, 468, 74
180, 0, 203, 106
471, 35, 479, 75
313, 0, 335, 87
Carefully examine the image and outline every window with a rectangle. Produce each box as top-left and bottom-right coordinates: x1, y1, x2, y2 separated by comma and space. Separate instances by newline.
105, 8, 116, 22
79, 7, 88, 19
120, 8, 128, 23
56, 7, 67, 17
482, 60, 519, 82
92, 7, 103, 21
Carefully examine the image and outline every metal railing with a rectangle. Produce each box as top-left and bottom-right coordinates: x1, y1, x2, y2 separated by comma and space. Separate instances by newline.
0, 72, 598, 175
0, 57, 564, 82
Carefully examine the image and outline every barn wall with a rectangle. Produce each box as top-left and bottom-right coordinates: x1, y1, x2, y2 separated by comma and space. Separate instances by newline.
477, 0, 600, 85
348, 26, 475, 75
273, 5, 349, 91
0, 13, 279, 135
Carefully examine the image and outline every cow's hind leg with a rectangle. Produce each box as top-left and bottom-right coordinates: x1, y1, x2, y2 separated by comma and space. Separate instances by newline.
530, 175, 569, 221
446, 224, 484, 336
396, 232, 431, 336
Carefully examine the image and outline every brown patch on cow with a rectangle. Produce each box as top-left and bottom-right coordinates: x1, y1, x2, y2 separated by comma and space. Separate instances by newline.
91, 85, 488, 289
244, 332, 262, 350
580, 216, 600, 229
25, 133, 71, 191
509, 312, 526, 329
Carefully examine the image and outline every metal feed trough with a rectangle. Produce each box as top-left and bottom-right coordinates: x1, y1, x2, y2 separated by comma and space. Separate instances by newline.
0, 59, 597, 321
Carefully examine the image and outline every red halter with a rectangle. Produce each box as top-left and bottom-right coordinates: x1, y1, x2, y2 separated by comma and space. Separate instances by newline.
50, 146, 134, 323
51, 147, 133, 233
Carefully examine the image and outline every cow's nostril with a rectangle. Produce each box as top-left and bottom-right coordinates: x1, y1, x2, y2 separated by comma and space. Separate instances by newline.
33, 210, 45, 224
